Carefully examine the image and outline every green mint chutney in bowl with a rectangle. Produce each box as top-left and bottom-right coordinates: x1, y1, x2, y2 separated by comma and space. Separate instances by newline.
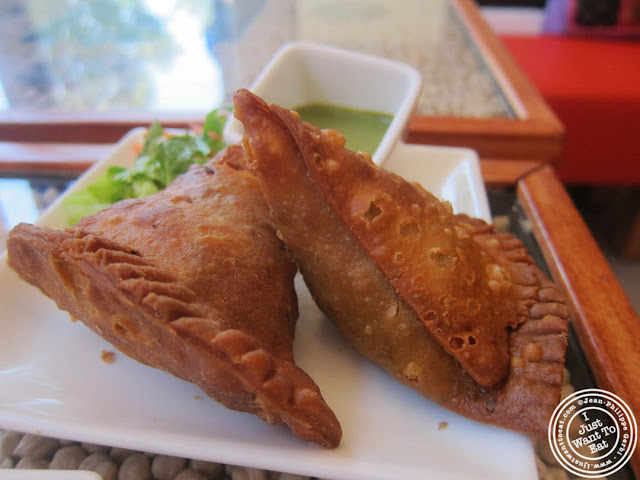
293, 103, 393, 156
223, 41, 421, 166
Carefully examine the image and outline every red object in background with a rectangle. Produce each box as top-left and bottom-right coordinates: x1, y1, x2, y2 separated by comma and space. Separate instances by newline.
500, 35, 640, 185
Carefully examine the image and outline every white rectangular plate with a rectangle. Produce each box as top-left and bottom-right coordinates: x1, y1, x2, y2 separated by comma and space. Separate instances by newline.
0, 129, 535, 480
0, 471, 101, 480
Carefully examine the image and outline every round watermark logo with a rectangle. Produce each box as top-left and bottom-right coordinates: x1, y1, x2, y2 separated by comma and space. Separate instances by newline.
548, 388, 637, 478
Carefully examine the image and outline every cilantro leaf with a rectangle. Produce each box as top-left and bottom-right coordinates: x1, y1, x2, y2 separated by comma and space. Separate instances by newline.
63, 106, 231, 225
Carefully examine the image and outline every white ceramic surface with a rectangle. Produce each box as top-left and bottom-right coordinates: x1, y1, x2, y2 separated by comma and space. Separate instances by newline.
0, 471, 101, 480
223, 41, 422, 166
0, 129, 535, 480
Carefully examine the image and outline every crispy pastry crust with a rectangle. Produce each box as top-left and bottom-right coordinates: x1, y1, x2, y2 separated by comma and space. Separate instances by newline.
270, 106, 520, 388
7, 146, 341, 448
234, 89, 568, 436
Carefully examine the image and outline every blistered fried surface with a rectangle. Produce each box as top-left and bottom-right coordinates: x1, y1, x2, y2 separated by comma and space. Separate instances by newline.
235, 89, 568, 436
259, 93, 519, 387
76, 145, 297, 361
7, 145, 341, 448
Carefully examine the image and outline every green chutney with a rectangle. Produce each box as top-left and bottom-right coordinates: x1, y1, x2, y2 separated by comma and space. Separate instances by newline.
294, 103, 393, 155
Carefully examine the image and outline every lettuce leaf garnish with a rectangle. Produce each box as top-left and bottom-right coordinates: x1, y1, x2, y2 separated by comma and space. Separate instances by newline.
64, 107, 231, 226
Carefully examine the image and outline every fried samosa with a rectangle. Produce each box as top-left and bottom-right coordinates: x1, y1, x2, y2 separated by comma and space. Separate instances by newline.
6, 145, 342, 448
234, 89, 568, 436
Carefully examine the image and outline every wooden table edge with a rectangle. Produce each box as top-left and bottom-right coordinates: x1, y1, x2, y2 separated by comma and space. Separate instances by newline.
0, 141, 543, 187
404, 0, 566, 165
517, 165, 640, 478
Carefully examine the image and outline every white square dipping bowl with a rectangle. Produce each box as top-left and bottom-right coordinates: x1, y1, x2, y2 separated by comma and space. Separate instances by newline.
224, 41, 422, 165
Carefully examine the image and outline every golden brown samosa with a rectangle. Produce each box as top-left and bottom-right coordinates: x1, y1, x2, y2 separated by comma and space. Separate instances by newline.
6, 145, 341, 448
234, 89, 568, 436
